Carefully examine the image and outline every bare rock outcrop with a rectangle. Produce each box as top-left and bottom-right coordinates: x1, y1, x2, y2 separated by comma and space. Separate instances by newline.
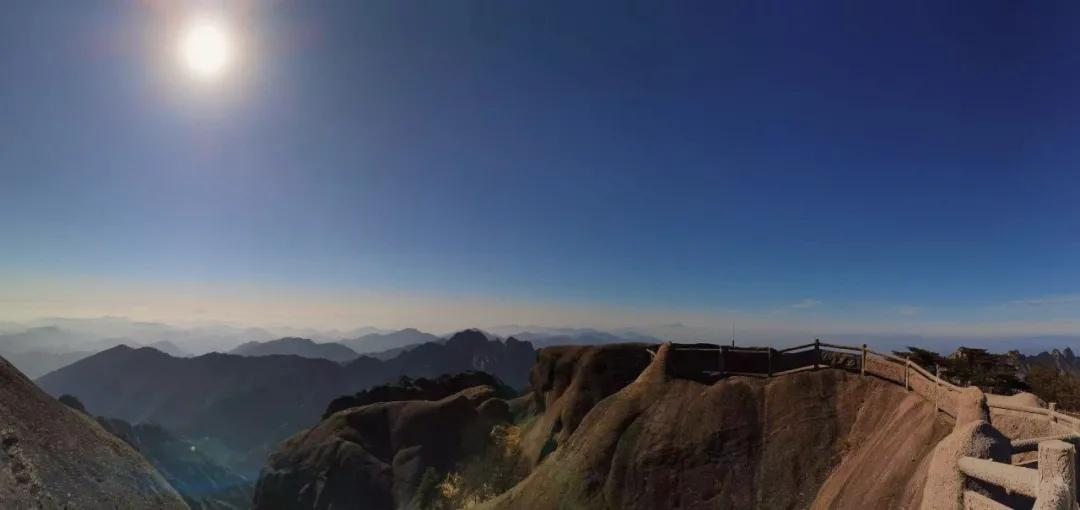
0, 355, 187, 509
484, 360, 950, 510
253, 385, 510, 510
518, 343, 652, 466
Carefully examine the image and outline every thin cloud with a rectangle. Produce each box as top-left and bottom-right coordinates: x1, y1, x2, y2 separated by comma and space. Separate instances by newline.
1007, 294, 1080, 307
791, 299, 822, 309
895, 305, 921, 316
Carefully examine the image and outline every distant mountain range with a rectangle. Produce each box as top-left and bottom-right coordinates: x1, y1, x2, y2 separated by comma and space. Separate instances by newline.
146, 341, 191, 358
1012, 347, 1080, 379
0, 349, 96, 379
36, 329, 536, 477
338, 327, 442, 354
0, 327, 198, 378
505, 328, 662, 348
229, 337, 358, 363
0, 321, 660, 380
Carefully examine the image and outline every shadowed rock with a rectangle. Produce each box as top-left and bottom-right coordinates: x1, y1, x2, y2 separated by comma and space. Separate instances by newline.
253, 385, 510, 509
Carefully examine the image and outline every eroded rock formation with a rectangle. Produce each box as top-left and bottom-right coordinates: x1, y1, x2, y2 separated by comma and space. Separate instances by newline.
484, 343, 952, 510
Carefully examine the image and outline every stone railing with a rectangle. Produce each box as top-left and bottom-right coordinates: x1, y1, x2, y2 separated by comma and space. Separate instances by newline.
957, 439, 1076, 510
661, 341, 1080, 510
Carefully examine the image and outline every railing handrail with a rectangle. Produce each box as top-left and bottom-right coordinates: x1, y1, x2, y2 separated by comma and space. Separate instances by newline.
1011, 433, 1080, 453
671, 341, 962, 392
956, 456, 1038, 498
776, 342, 817, 353
958, 440, 1077, 510
669, 340, 1069, 428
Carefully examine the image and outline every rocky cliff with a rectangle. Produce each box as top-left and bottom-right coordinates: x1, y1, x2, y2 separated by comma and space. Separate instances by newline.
253, 342, 972, 510
0, 355, 188, 509
486, 344, 951, 510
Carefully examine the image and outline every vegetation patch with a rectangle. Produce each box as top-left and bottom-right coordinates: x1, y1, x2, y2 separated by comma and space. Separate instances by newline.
415, 423, 528, 509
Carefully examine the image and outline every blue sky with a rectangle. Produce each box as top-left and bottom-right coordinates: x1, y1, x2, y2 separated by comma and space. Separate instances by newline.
2, 1, 1080, 341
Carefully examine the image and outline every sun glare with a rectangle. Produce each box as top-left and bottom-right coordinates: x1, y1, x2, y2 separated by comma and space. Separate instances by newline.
178, 20, 232, 80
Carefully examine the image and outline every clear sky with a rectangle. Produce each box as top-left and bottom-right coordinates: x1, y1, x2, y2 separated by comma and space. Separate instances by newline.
2, 1, 1080, 341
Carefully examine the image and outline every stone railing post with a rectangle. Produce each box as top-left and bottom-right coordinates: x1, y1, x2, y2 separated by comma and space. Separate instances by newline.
1034, 440, 1076, 510
934, 364, 940, 413
720, 346, 727, 377
904, 358, 910, 392
1049, 402, 1057, 424
860, 344, 867, 376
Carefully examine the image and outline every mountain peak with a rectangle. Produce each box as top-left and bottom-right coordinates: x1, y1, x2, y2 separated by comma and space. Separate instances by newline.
446, 329, 491, 348
273, 337, 318, 345
101, 344, 136, 354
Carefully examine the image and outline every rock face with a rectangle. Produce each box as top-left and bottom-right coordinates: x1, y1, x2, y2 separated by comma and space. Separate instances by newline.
253, 385, 510, 510
519, 343, 653, 466
0, 355, 188, 509
255, 342, 1021, 510
484, 347, 952, 510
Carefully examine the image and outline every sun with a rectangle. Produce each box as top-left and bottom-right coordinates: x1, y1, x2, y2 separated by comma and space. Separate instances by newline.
178, 20, 233, 80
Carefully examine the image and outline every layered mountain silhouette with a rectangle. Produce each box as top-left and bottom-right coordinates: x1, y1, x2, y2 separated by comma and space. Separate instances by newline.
504, 328, 662, 348
0, 349, 94, 379
147, 340, 191, 358
36, 330, 535, 477
229, 337, 359, 363
0, 355, 187, 508
0, 326, 193, 377
339, 328, 442, 354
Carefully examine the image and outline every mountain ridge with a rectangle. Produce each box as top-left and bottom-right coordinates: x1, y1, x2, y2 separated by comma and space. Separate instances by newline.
37, 330, 536, 477
229, 337, 359, 363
